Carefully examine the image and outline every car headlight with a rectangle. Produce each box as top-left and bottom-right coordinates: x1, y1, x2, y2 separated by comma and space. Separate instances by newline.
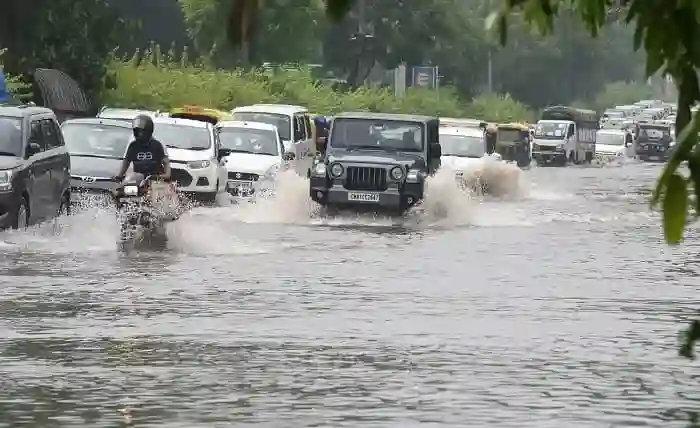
390, 166, 404, 181
330, 163, 343, 178
406, 169, 420, 181
314, 162, 327, 176
557, 144, 564, 149
532, 143, 539, 150
0, 170, 12, 191
124, 185, 139, 196
188, 160, 211, 169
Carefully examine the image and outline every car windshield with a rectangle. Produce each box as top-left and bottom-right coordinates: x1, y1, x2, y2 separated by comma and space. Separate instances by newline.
231, 112, 290, 140
639, 127, 670, 140
61, 123, 132, 157
596, 133, 625, 146
534, 122, 568, 139
153, 123, 211, 150
440, 134, 485, 158
604, 111, 624, 118
0, 117, 23, 157
218, 127, 281, 156
330, 118, 424, 152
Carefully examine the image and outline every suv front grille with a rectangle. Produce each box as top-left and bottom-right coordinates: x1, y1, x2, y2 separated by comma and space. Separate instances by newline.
171, 168, 193, 187
344, 166, 388, 191
228, 172, 259, 181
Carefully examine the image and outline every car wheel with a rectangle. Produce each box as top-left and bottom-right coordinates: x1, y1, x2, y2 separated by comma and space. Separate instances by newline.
13, 197, 29, 230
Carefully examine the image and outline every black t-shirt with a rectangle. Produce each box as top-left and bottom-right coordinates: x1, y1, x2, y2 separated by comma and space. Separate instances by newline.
125, 138, 166, 175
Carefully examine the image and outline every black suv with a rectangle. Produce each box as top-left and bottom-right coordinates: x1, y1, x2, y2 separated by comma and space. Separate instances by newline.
0, 105, 71, 229
636, 123, 673, 162
309, 112, 441, 214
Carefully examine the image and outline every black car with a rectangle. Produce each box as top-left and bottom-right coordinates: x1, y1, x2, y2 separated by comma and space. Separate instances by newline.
636, 124, 673, 162
309, 112, 441, 214
0, 104, 72, 229
61, 118, 132, 195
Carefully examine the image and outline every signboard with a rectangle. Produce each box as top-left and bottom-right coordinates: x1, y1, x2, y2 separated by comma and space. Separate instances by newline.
411, 66, 439, 89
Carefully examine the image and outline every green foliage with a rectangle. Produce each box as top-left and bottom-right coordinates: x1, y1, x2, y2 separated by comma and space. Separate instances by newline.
0, 0, 124, 101
103, 48, 534, 122
581, 81, 659, 113
202, 0, 643, 107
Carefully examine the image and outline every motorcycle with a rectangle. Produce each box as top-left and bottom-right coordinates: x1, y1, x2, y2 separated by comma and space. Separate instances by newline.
111, 172, 175, 247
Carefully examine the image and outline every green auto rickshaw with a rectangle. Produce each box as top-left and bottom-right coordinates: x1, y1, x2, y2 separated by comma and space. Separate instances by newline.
495, 122, 532, 168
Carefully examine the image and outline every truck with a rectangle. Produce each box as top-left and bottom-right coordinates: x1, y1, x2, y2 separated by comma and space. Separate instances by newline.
531, 106, 599, 166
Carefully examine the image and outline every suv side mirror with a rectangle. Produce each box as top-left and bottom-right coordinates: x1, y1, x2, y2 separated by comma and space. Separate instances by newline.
218, 148, 231, 160
430, 142, 441, 158
27, 141, 41, 157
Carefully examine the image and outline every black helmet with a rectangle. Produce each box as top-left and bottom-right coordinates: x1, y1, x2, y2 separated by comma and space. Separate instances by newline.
132, 114, 154, 142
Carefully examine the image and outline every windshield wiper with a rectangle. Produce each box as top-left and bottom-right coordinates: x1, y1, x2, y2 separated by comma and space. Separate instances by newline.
345, 145, 390, 151
0, 151, 20, 157
223, 149, 254, 154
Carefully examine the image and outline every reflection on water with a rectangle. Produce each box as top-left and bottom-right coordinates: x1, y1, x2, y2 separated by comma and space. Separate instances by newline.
0, 162, 698, 426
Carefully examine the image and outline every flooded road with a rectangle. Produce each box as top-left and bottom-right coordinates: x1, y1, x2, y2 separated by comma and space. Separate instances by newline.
0, 161, 698, 427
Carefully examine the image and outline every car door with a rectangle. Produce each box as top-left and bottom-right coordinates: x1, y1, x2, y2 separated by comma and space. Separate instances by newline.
303, 114, 315, 157
41, 118, 70, 212
26, 118, 51, 221
292, 114, 306, 159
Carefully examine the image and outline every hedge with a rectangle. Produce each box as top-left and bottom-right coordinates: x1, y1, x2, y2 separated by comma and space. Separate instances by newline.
103, 49, 535, 123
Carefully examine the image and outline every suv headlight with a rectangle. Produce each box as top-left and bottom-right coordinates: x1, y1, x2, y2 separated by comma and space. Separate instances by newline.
557, 144, 564, 149
264, 165, 280, 179
330, 163, 343, 178
314, 162, 327, 176
0, 170, 12, 191
390, 166, 404, 181
406, 169, 420, 182
188, 160, 211, 169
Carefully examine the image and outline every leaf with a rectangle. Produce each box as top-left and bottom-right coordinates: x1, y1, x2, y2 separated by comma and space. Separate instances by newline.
662, 173, 688, 245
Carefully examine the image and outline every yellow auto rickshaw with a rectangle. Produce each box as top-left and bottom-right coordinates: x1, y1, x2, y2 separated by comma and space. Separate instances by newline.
169, 105, 232, 125
495, 122, 531, 168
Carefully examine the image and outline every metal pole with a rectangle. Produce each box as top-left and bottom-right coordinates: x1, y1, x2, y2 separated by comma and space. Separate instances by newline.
487, 50, 493, 93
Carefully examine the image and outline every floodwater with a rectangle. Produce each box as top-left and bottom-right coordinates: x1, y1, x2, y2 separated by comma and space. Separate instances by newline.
0, 160, 699, 427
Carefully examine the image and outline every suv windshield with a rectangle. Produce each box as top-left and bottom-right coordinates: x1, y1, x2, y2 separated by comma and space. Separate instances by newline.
231, 112, 290, 140
639, 127, 670, 140
0, 117, 22, 157
534, 122, 568, 139
62, 123, 132, 157
330, 118, 424, 152
219, 127, 281, 156
153, 124, 211, 150
596, 133, 625, 146
440, 134, 485, 158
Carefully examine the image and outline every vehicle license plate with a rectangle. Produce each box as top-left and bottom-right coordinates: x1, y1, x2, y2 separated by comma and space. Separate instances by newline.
348, 192, 380, 202
649, 156, 659, 161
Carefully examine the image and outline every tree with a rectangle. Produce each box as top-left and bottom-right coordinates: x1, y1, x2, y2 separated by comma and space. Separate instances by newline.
181, 0, 326, 67
0, 0, 124, 102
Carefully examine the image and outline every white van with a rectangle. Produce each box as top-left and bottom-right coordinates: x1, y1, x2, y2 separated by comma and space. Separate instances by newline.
230, 104, 315, 160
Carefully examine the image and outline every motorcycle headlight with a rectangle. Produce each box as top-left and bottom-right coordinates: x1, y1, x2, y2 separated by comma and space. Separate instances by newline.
188, 160, 211, 169
390, 166, 404, 181
314, 162, 327, 176
330, 163, 343, 178
0, 170, 13, 191
124, 185, 139, 196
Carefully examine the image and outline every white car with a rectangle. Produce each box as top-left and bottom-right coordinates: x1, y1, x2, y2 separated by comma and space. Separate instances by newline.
595, 128, 634, 160
439, 126, 501, 172
230, 104, 315, 161
152, 117, 228, 201
216, 120, 286, 197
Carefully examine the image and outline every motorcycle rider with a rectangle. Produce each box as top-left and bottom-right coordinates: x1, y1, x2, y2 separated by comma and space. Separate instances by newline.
114, 114, 171, 182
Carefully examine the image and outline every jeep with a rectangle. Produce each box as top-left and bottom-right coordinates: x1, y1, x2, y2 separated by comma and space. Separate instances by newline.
309, 112, 441, 214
